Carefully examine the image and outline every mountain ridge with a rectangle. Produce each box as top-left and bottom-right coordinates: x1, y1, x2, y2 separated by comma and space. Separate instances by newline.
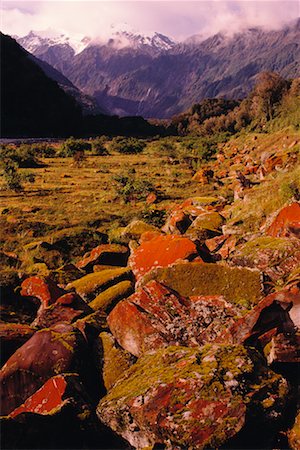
14, 19, 300, 118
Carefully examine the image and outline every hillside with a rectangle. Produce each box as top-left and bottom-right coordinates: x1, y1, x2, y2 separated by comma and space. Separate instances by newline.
16, 19, 300, 118
0, 33, 83, 137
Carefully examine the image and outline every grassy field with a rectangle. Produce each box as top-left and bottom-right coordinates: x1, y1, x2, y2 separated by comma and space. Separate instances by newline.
0, 127, 299, 254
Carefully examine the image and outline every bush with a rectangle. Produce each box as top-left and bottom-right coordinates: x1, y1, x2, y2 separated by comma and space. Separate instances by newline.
112, 172, 158, 203
140, 207, 167, 228
109, 137, 146, 154
0, 144, 41, 168
73, 150, 86, 167
92, 137, 109, 155
31, 143, 56, 158
0, 158, 23, 191
59, 138, 91, 157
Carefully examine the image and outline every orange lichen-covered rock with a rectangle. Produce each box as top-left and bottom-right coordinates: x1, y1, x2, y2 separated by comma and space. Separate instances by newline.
76, 244, 129, 271
10, 375, 68, 418
128, 234, 199, 281
20, 276, 65, 309
97, 345, 288, 450
0, 323, 87, 416
108, 281, 241, 357
266, 202, 300, 238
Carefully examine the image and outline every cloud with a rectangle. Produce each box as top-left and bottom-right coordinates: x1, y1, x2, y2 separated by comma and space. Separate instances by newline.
1, 1, 299, 41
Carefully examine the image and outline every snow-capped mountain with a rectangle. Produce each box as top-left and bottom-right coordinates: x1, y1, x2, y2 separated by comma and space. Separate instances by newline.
16, 27, 176, 56
16, 30, 92, 56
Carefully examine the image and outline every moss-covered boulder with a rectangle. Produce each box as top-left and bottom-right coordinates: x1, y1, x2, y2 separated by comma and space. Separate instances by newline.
97, 345, 288, 449
22, 241, 64, 270
89, 280, 134, 312
139, 262, 262, 309
120, 220, 160, 242
230, 236, 300, 283
66, 267, 133, 302
98, 332, 135, 391
186, 211, 225, 241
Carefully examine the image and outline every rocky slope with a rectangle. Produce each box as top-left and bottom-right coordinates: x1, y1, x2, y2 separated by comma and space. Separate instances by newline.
1, 128, 299, 448
16, 19, 300, 117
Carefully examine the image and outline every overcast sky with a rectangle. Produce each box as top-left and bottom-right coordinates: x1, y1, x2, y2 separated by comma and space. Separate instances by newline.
1, 1, 299, 41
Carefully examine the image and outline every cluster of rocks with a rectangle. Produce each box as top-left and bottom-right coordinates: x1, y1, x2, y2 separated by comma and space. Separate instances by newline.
1, 196, 299, 449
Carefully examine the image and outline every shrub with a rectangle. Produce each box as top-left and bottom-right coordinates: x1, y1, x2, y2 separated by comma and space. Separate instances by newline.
31, 143, 56, 158
140, 207, 167, 228
109, 137, 146, 154
59, 138, 91, 157
112, 172, 158, 203
0, 144, 41, 168
92, 137, 109, 155
0, 158, 23, 191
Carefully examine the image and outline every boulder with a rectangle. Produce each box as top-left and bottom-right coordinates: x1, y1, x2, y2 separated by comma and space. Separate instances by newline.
98, 332, 135, 391
263, 332, 300, 364
229, 287, 299, 345
0, 323, 88, 416
66, 267, 133, 301
186, 211, 225, 241
108, 281, 242, 357
76, 244, 129, 272
31, 292, 93, 329
97, 345, 288, 449
0, 323, 35, 365
139, 262, 262, 309
267, 202, 300, 238
129, 235, 199, 282
89, 280, 134, 312
20, 276, 65, 310
230, 236, 300, 283
120, 220, 160, 241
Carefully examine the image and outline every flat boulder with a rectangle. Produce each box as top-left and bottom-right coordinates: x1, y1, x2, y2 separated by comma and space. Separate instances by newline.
97, 345, 288, 449
120, 220, 160, 241
139, 262, 262, 309
129, 235, 199, 282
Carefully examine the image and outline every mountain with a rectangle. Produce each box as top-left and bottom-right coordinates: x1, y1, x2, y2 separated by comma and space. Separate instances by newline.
15, 20, 300, 118
0, 33, 83, 137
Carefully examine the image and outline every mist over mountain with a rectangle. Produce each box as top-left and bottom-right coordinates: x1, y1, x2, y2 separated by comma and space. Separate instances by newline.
15, 19, 300, 118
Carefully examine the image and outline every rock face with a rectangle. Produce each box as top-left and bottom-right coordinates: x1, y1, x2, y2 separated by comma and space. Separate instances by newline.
129, 234, 199, 282
139, 262, 262, 309
107, 281, 241, 357
97, 345, 288, 449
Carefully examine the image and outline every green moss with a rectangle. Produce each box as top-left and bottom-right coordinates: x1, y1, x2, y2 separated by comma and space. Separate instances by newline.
89, 280, 134, 312
140, 262, 262, 310
67, 267, 132, 301
98, 344, 285, 449
100, 332, 134, 390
